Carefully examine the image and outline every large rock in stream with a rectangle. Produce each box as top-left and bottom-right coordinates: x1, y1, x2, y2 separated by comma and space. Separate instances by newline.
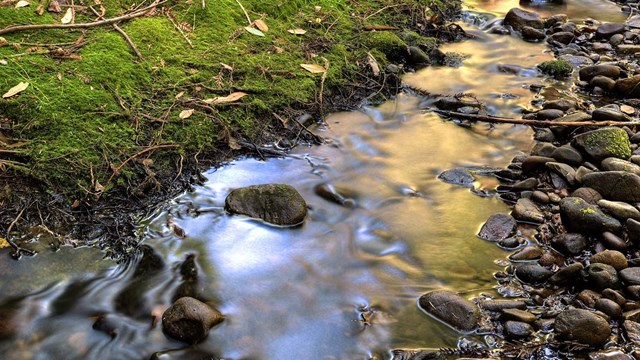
560, 197, 622, 234
418, 290, 481, 332
582, 171, 640, 202
225, 184, 307, 226
554, 308, 611, 345
162, 297, 224, 344
504, 8, 544, 31
572, 127, 631, 162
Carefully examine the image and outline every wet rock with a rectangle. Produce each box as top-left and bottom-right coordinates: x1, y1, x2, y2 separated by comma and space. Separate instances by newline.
591, 76, 616, 92
522, 26, 546, 41
543, 99, 576, 112
591, 250, 628, 270
551, 145, 583, 166
162, 297, 224, 344
615, 75, 640, 98
598, 199, 640, 221
578, 65, 621, 82
531, 190, 550, 204
550, 262, 584, 284
510, 177, 539, 190
571, 187, 602, 204
628, 15, 640, 29
628, 219, 640, 243
578, 289, 602, 308
515, 264, 552, 284
554, 308, 611, 345
551, 233, 588, 256
150, 349, 220, 360
625, 308, 640, 322
504, 320, 534, 338
417, 290, 480, 332
549, 31, 575, 45
406, 46, 429, 66
595, 298, 622, 318
601, 157, 640, 176
513, 198, 545, 223
560, 54, 594, 67
624, 320, 640, 345
536, 109, 564, 120
620, 267, 640, 286
478, 213, 517, 242
478, 300, 527, 312
173, 254, 203, 302
390, 349, 444, 360
499, 237, 523, 249
573, 127, 631, 162
314, 183, 356, 207
575, 167, 594, 184
546, 162, 576, 185
602, 288, 626, 306
560, 197, 622, 234
583, 172, 640, 202
596, 23, 626, 39
585, 263, 619, 290
502, 308, 537, 323
522, 156, 554, 173
225, 184, 307, 226
617, 44, 640, 55
434, 97, 479, 111
531, 142, 556, 157
592, 43, 613, 54
592, 108, 631, 122
504, 8, 544, 31
602, 231, 629, 251
509, 246, 543, 261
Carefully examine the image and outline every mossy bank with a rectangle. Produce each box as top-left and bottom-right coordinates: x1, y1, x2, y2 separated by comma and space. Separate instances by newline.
0, 0, 461, 256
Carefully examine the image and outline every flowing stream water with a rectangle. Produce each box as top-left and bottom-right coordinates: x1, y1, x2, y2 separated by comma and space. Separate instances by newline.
0, 1, 629, 359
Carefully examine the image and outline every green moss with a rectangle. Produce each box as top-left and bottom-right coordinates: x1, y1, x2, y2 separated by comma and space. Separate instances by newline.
0, 0, 461, 197
584, 127, 632, 159
537, 59, 573, 78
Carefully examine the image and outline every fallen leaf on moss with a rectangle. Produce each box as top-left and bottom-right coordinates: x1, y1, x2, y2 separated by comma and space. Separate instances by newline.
3, 82, 29, 98
179, 109, 194, 119
245, 27, 265, 37
0, 237, 10, 249
175, 91, 185, 99
0, 37, 7, 47
204, 92, 248, 104
15, 0, 29, 8
61, 8, 73, 24
220, 63, 233, 71
254, 19, 269, 32
288, 28, 307, 35
300, 63, 325, 73
228, 135, 241, 150
0, 60, 7, 66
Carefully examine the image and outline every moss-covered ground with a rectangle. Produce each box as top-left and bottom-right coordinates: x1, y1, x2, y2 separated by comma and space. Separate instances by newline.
0, 0, 460, 255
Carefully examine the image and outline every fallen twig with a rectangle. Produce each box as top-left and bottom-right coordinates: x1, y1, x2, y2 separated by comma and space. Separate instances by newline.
0, 0, 165, 35
5, 207, 36, 258
363, 25, 400, 31
434, 109, 640, 127
165, 9, 193, 48
234, 0, 252, 25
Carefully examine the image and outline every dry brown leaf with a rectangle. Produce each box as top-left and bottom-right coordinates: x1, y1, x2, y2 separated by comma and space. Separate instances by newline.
175, 91, 185, 99
2, 82, 29, 98
15, 0, 29, 8
204, 91, 248, 104
228, 135, 241, 150
367, 52, 380, 76
0, 37, 7, 47
179, 109, 194, 119
48, 0, 61, 13
273, 46, 284, 54
61, 8, 73, 24
71, 199, 81, 208
288, 28, 307, 35
254, 19, 269, 32
57, 72, 62, 81
300, 63, 326, 73
221, 63, 233, 71
35, 4, 45, 15
94, 180, 105, 193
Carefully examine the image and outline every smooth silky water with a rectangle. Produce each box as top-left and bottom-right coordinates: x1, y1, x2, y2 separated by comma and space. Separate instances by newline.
0, 1, 628, 359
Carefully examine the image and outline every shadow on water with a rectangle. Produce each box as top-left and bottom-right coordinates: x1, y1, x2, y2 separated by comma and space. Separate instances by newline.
0, 1, 627, 359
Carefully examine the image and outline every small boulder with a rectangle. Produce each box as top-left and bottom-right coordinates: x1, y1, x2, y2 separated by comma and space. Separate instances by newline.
513, 198, 545, 223
578, 65, 621, 82
504, 8, 544, 31
550, 233, 588, 256
595, 23, 626, 39
504, 321, 534, 338
591, 250, 628, 270
600, 157, 640, 176
620, 267, 640, 286
417, 290, 480, 332
162, 297, 224, 344
584, 263, 619, 290
615, 75, 640, 98
225, 184, 307, 226
559, 197, 622, 234
478, 213, 517, 241
515, 264, 553, 284
437, 168, 475, 187
572, 127, 631, 162
554, 308, 611, 345
583, 172, 640, 202
598, 199, 640, 221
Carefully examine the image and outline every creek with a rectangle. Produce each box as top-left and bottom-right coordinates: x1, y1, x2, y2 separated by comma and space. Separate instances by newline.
0, 1, 628, 359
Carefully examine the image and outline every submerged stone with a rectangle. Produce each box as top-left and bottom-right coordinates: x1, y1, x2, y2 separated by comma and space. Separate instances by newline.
162, 297, 224, 344
418, 290, 480, 332
225, 184, 307, 226
478, 213, 517, 241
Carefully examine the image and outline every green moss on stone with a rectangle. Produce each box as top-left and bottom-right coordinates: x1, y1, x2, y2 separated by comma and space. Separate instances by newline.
537, 59, 573, 78
584, 128, 631, 160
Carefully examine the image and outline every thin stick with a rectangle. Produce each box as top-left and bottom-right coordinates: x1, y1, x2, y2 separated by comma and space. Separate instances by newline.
165, 11, 194, 48
0, 0, 165, 35
100, 143, 179, 195
5, 207, 36, 258
364, 4, 405, 20
434, 109, 640, 127
234, 0, 251, 25
319, 57, 329, 107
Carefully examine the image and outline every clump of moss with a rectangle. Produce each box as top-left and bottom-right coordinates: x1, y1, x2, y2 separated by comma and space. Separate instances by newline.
584, 127, 632, 159
537, 59, 573, 78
